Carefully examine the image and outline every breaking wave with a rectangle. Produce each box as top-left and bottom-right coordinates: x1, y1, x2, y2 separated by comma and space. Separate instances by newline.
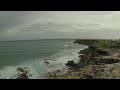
0, 43, 88, 79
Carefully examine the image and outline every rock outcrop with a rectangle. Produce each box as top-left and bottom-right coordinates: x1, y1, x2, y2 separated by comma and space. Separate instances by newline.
16, 72, 29, 79
10, 68, 29, 79
94, 57, 120, 65
16, 68, 29, 79
76, 46, 110, 68
65, 45, 116, 71
85, 63, 120, 79
43, 39, 120, 79
65, 61, 78, 69
44, 63, 120, 79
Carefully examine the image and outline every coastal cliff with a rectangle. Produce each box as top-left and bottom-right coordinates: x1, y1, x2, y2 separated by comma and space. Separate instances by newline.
43, 39, 120, 79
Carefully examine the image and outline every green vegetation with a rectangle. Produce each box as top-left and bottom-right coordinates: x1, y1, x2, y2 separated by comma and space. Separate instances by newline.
74, 39, 120, 49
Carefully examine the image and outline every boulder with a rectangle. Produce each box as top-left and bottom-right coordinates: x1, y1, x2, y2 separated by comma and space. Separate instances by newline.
17, 68, 25, 72
15, 67, 29, 79
65, 61, 77, 68
16, 72, 29, 79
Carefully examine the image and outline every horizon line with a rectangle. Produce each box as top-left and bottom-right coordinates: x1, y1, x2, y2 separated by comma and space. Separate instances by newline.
0, 38, 118, 42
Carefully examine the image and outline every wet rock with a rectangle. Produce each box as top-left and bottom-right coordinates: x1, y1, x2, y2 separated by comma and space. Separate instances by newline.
17, 68, 25, 72
45, 60, 49, 65
77, 46, 99, 68
65, 61, 77, 68
16, 72, 29, 79
15, 68, 29, 79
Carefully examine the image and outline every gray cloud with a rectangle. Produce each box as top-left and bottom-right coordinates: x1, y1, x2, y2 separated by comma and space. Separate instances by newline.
0, 11, 120, 41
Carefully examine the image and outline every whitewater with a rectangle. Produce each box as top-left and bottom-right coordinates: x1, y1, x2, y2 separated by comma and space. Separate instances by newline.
0, 40, 88, 79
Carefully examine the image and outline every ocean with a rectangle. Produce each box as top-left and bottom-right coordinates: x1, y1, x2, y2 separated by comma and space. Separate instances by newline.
0, 39, 88, 79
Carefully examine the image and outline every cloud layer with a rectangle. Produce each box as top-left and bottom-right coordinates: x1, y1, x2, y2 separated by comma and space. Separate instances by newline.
0, 11, 120, 41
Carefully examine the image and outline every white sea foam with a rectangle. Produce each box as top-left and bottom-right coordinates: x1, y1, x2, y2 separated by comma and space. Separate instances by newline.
0, 44, 88, 79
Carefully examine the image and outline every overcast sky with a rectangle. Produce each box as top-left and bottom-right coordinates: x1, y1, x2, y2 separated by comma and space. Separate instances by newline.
0, 11, 120, 41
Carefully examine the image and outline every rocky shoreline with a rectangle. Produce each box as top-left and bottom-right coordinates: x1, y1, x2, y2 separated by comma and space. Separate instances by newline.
43, 39, 120, 79
8, 39, 120, 79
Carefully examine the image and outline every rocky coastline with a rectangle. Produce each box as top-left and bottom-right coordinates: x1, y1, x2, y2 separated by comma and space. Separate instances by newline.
9, 39, 120, 79
43, 39, 120, 79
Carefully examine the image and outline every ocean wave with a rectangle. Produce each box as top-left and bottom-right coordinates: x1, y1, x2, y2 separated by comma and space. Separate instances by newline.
0, 44, 87, 79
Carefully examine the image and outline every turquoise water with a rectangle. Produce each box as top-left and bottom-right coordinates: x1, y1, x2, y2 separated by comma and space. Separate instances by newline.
0, 39, 87, 79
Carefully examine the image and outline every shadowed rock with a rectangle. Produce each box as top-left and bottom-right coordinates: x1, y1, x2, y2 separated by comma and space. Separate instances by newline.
94, 57, 120, 65
16, 72, 29, 79
16, 68, 29, 79
65, 61, 77, 68
77, 45, 111, 68
17, 68, 25, 72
